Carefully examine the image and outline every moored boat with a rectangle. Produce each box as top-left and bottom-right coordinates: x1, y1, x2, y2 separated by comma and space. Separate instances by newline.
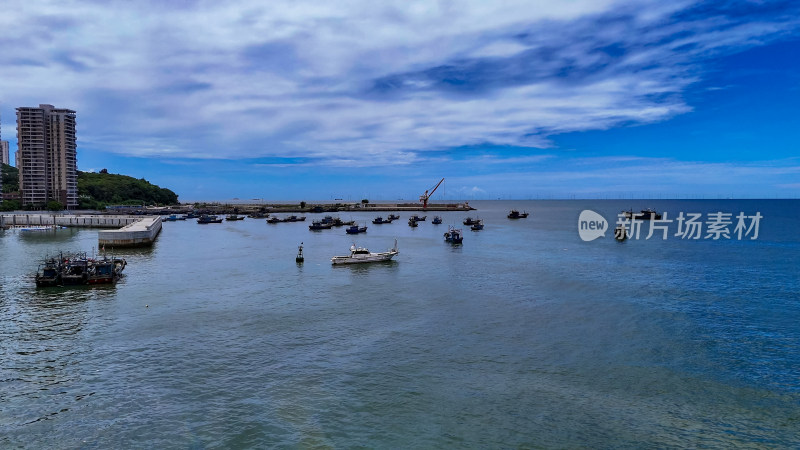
331, 240, 398, 265
197, 214, 223, 224
408, 218, 419, 227
470, 220, 484, 231
507, 210, 529, 219
267, 217, 281, 224
444, 226, 463, 244
309, 220, 334, 230
35, 257, 62, 287
331, 217, 355, 227
345, 225, 368, 234
623, 209, 662, 220
387, 214, 400, 221
409, 214, 427, 222
36, 252, 126, 287
463, 217, 479, 225
372, 216, 393, 224
432, 216, 442, 224
226, 214, 245, 221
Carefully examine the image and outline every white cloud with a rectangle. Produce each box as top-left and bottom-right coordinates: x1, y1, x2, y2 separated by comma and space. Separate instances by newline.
0, 0, 797, 165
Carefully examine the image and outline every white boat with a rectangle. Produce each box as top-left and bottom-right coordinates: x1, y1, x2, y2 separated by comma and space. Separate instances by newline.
331, 240, 398, 265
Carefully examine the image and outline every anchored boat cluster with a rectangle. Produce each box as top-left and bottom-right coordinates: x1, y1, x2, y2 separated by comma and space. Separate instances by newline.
35, 252, 127, 287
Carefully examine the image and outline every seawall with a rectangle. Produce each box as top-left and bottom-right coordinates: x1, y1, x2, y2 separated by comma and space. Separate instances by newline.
98, 217, 162, 248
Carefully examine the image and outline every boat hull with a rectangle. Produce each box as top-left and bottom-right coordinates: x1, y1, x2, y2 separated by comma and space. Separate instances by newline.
331, 252, 398, 265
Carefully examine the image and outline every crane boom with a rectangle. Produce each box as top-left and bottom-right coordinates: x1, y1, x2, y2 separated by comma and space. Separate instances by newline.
420, 178, 445, 209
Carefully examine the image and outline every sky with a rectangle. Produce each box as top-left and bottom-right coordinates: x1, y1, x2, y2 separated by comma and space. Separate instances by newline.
1, 0, 799, 202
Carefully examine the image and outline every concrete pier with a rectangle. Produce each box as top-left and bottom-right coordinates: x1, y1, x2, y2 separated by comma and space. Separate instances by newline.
1, 214, 141, 228
98, 217, 162, 248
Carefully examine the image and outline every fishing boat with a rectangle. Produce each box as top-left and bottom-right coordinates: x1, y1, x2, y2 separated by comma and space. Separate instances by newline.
309, 220, 334, 230
387, 214, 400, 221
35, 257, 62, 287
35, 252, 126, 287
409, 214, 427, 222
432, 216, 442, 224
87, 256, 127, 284
345, 225, 368, 234
372, 216, 393, 224
267, 217, 281, 224
248, 211, 269, 219
507, 210, 529, 219
331, 240, 398, 265
197, 214, 223, 224
226, 214, 245, 221
470, 220, 484, 231
408, 218, 419, 227
463, 217, 479, 225
163, 214, 180, 222
623, 209, 662, 220
331, 217, 355, 227
61, 255, 91, 285
444, 226, 463, 244
286, 215, 306, 222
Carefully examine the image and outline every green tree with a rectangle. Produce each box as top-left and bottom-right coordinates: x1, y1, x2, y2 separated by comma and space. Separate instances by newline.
1, 164, 19, 193
46, 201, 64, 211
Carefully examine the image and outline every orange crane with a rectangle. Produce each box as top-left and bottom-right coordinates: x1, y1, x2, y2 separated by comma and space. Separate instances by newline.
420, 178, 444, 209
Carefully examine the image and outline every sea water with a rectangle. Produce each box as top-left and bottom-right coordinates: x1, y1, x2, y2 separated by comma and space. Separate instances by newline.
1, 200, 798, 447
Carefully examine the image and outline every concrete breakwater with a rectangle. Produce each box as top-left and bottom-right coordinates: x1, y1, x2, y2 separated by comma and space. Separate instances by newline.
1, 214, 141, 228
1, 214, 162, 248
98, 217, 162, 248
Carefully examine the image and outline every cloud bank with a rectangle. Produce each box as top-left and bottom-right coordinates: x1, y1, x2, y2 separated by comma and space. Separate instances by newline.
1, 0, 798, 166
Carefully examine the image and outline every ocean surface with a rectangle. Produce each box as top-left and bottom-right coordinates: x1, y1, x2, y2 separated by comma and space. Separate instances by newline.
1, 200, 799, 448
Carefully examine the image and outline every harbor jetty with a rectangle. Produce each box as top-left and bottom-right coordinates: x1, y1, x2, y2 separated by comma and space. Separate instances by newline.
98, 217, 162, 248
1, 214, 162, 248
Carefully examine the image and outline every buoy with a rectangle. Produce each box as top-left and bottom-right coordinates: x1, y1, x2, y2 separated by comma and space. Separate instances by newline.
296, 243, 304, 263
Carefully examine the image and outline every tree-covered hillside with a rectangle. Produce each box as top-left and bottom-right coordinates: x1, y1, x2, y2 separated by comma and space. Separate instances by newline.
78, 170, 178, 208
1, 164, 179, 210
2, 163, 19, 193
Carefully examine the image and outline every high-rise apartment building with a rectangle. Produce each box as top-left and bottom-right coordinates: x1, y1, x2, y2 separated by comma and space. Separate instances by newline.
16, 104, 78, 209
1, 140, 9, 165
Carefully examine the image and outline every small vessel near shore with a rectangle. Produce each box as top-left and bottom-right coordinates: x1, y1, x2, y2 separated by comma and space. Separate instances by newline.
197, 214, 223, 224
331, 217, 355, 227
444, 226, 463, 244
35, 252, 127, 287
409, 215, 427, 222
463, 217, 479, 226
331, 240, 398, 265
408, 218, 419, 227
387, 214, 400, 221
345, 224, 368, 234
432, 216, 442, 224
226, 214, 245, 221
309, 220, 334, 230
507, 210, 529, 219
470, 220, 484, 231
372, 216, 393, 224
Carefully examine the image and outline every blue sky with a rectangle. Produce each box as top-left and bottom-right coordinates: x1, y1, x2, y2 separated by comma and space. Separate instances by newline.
1, 0, 799, 201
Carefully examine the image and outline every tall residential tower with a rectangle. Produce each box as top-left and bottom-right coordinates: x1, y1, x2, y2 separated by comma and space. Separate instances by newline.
16, 104, 78, 209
